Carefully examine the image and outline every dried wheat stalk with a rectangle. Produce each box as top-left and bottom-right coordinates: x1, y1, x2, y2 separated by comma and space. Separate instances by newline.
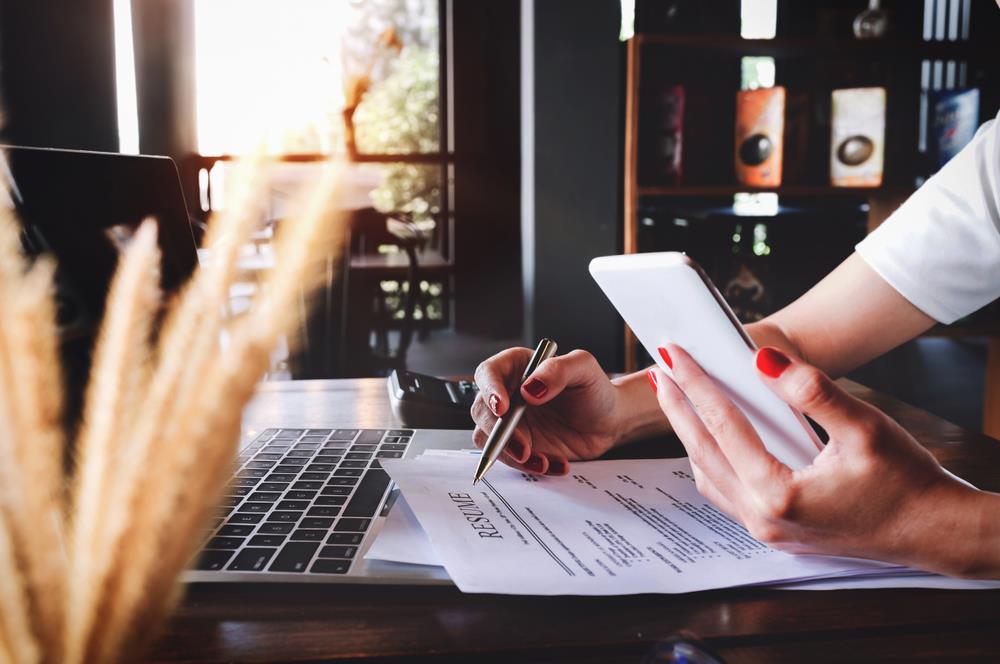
0, 157, 346, 664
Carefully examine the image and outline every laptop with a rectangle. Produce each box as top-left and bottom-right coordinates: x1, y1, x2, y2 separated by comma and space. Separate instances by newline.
2, 146, 466, 584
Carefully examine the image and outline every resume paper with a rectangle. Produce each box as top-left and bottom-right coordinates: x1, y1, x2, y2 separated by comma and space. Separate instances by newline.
381, 454, 897, 595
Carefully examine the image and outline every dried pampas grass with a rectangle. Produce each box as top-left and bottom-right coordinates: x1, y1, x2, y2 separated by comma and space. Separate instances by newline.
0, 158, 346, 664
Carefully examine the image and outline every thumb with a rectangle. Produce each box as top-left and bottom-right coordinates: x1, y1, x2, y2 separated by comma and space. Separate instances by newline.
520, 349, 604, 406
754, 346, 874, 442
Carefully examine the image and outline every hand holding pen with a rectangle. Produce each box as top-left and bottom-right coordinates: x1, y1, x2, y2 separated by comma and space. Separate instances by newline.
470, 341, 657, 480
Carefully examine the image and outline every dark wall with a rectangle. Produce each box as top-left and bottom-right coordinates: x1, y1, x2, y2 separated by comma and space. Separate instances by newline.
452, 1, 523, 338
527, 0, 623, 368
0, 0, 118, 151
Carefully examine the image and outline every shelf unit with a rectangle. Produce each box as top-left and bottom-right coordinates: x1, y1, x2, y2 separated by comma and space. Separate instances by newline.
621, 26, 1000, 436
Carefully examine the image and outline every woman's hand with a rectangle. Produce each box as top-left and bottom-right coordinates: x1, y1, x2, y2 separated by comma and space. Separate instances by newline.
649, 343, 994, 577
471, 347, 664, 476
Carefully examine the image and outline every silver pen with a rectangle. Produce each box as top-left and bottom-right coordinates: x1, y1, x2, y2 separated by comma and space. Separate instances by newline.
472, 338, 558, 484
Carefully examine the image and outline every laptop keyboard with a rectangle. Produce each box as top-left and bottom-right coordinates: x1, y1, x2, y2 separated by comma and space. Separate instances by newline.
194, 428, 413, 575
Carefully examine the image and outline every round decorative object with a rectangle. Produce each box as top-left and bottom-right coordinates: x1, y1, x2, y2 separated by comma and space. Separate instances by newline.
836, 135, 875, 166
738, 133, 772, 166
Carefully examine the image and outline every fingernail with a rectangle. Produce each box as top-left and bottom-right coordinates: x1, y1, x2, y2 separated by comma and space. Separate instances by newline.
547, 459, 568, 475
523, 378, 547, 399
505, 437, 527, 461
657, 346, 673, 369
525, 455, 545, 473
756, 347, 791, 378
646, 369, 658, 393
489, 393, 501, 415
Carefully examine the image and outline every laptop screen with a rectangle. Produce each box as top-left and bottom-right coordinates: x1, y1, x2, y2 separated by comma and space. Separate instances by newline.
1, 146, 200, 426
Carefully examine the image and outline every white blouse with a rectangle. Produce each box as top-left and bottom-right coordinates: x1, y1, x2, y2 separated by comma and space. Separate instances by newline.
856, 109, 1000, 324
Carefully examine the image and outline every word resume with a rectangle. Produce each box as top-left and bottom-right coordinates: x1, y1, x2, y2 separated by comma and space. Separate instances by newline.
382, 455, 894, 595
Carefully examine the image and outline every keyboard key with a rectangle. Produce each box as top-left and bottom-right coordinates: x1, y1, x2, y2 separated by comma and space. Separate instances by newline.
319, 545, 357, 559
238, 469, 268, 479
300, 436, 326, 443
247, 492, 280, 503
351, 445, 377, 452
229, 486, 253, 497
321, 486, 352, 496
343, 469, 391, 517
266, 511, 301, 523
294, 443, 320, 451
307, 429, 332, 436
300, 472, 330, 481
215, 506, 234, 517
345, 452, 371, 460
194, 549, 234, 571
290, 528, 327, 541
383, 436, 399, 443
334, 518, 370, 532
266, 473, 297, 483
276, 500, 310, 511
323, 441, 350, 449
315, 496, 347, 506
218, 524, 254, 537
259, 482, 290, 492
380, 444, 407, 452
334, 468, 364, 477
397, 437, 411, 445
258, 522, 295, 535
281, 457, 309, 465
246, 460, 275, 470
293, 481, 323, 490
221, 496, 243, 507
237, 503, 269, 513
330, 429, 359, 440
316, 452, 343, 460
376, 451, 403, 459
328, 477, 359, 487
264, 445, 289, 453
227, 547, 277, 571
228, 513, 264, 524
272, 466, 303, 475
307, 507, 340, 518
311, 559, 351, 574
232, 477, 261, 487
339, 460, 367, 469
327, 532, 364, 545
300, 517, 334, 529
249, 534, 287, 547
206, 536, 244, 550
307, 464, 337, 473
285, 490, 318, 501
357, 430, 385, 444
259, 428, 278, 438
254, 453, 283, 461
278, 428, 305, 437
269, 542, 320, 572
388, 429, 414, 437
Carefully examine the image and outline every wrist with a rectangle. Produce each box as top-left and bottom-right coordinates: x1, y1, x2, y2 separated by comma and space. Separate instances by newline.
609, 369, 671, 446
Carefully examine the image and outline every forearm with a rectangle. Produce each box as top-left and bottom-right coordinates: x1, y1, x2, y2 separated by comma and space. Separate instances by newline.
611, 370, 671, 444
898, 482, 1000, 579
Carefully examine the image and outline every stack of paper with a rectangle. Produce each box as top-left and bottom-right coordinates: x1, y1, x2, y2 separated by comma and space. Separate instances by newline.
369, 452, 1000, 594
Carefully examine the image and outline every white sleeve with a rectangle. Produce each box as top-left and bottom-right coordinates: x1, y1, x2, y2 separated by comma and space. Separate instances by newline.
855, 110, 1000, 324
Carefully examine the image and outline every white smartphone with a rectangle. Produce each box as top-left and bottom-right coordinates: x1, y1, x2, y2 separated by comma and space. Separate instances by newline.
589, 251, 822, 470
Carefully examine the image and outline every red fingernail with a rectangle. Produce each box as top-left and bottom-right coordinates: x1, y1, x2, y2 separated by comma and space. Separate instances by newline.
489, 393, 501, 415
657, 346, 673, 369
523, 378, 547, 399
757, 347, 791, 378
505, 437, 527, 461
646, 369, 658, 393
547, 459, 569, 475
525, 455, 545, 473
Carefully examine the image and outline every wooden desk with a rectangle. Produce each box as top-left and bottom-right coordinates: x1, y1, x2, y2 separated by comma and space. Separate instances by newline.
150, 379, 1000, 663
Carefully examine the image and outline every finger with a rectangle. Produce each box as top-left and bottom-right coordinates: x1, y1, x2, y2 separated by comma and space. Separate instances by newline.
520, 349, 604, 406
522, 452, 549, 475
469, 393, 498, 430
543, 455, 569, 476
663, 343, 792, 493
501, 430, 532, 465
472, 427, 488, 449
651, 368, 741, 500
689, 461, 739, 519
475, 347, 532, 417
754, 346, 877, 446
